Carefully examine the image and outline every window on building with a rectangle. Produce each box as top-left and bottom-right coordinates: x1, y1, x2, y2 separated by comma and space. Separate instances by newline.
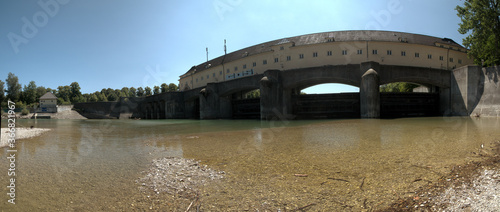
201, 76, 204, 80
299, 54, 304, 59
234, 66, 238, 71
263, 59, 267, 65
327, 51, 332, 56
357, 49, 363, 55
213, 73, 215, 77
196, 78, 198, 82
401, 51, 406, 56
220, 71, 222, 75
226, 69, 230, 73
243, 64, 247, 69
313, 52, 318, 57
415, 53, 420, 58
274, 58, 279, 63
449, 58, 454, 62
439, 56, 444, 61
372, 50, 378, 55
428, 54, 432, 59
387, 50, 392, 55
342, 50, 348, 55
286, 56, 291, 61
458, 59, 462, 64
207, 75, 209, 79
253, 62, 256, 67
280, 46, 284, 50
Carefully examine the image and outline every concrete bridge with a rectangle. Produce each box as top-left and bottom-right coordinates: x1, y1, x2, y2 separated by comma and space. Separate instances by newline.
75, 62, 500, 119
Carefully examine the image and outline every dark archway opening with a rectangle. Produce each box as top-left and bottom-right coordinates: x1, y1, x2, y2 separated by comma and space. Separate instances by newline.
232, 89, 260, 119
379, 82, 440, 118
294, 83, 360, 119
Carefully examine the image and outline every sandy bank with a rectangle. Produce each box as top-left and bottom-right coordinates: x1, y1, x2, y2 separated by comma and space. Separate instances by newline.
0, 128, 51, 148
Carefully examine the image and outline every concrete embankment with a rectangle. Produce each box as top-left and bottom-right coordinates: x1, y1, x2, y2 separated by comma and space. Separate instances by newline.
471, 66, 500, 117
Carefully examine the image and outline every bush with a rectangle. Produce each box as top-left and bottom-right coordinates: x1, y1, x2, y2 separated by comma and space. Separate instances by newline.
21, 108, 29, 115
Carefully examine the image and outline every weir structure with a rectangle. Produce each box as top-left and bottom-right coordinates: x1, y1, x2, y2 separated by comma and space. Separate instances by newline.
74, 31, 500, 119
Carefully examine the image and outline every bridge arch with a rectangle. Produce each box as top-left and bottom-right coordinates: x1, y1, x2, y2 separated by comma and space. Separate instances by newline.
282, 65, 362, 90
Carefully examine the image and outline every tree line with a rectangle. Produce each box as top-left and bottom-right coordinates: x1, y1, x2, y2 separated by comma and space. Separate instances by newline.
0, 72, 179, 109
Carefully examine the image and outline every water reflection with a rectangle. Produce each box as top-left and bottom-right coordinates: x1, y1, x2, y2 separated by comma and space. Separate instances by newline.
0, 117, 498, 211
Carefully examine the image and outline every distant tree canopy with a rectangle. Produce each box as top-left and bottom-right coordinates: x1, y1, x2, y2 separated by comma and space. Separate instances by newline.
456, 0, 500, 66
6, 72, 22, 102
0, 80, 5, 104
168, 83, 178, 92
0, 73, 180, 106
380, 82, 420, 92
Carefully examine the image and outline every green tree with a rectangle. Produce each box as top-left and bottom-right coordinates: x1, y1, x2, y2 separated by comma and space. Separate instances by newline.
23, 81, 37, 105
456, 0, 500, 66
153, 85, 160, 95
121, 87, 130, 97
36, 86, 47, 100
88, 93, 98, 102
245, 89, 260, 98
168, 83, 178, 92
136, 87, 144, 97
70, 82, 83, 103
161, 83, 168, 93
0, 80, 5, 104
107, 92, 118, 101
144, 86, 152, 96
380, 82, 419, 92
95, 91, 107, 102
6, 72, 22, 102
57, 85, 71, 103
129, 87, 137, 97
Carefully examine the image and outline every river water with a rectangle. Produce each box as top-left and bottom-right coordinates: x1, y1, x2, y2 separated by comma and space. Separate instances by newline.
0, 117, 499, 211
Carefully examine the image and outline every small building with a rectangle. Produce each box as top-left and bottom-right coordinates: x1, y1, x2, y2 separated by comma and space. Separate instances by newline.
38, 92, 58, 113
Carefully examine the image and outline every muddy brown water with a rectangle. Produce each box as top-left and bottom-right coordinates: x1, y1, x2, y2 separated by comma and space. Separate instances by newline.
0, 117, 498, 211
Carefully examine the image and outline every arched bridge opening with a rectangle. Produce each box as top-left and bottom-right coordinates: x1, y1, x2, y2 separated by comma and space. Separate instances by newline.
379, 82, 440, 118
291, 83, 361, 119
231, 89, 261, 119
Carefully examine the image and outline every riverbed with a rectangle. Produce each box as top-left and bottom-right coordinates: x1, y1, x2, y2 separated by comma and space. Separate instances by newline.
0, 117, 498, 211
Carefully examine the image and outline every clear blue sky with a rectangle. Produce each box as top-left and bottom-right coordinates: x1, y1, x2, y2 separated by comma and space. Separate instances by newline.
0, 0, 468, 94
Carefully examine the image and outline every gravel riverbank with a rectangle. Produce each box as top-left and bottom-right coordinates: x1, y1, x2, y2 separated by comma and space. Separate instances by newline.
383, 140, 500, 211
0, 127, 51, 148
137, 157, 225, 198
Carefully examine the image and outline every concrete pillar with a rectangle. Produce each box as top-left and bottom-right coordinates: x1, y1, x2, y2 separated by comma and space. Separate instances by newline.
360, 68, 380, 118
199, 84, 220, 119
260, 70, 283, 120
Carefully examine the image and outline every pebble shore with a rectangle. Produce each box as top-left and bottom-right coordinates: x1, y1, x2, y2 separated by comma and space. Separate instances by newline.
435, 169, 499, 211
137, 157, 224, 198
0, 128, 51, 148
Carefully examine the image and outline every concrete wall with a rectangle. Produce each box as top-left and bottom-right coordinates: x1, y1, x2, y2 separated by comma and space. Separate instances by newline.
57, 105, 73, 112
450, 65, 500, 117
471, 66, 500, 117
